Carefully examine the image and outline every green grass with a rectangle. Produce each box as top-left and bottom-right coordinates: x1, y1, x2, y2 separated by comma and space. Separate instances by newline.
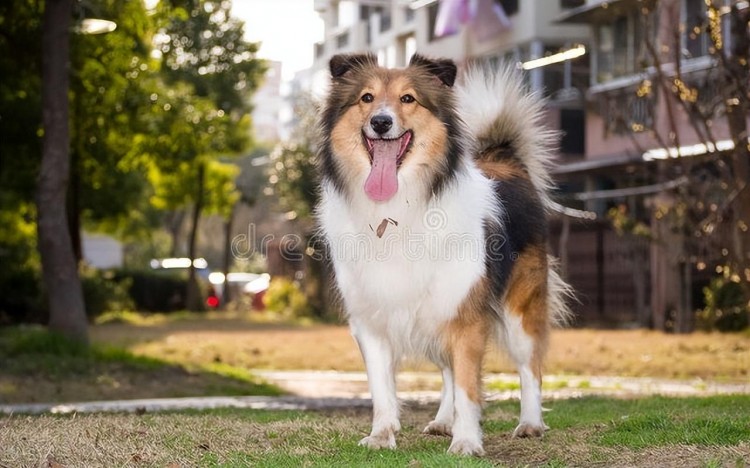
0, 326, 282, 402
0, 325, 165, 375
2, 396, 748, 466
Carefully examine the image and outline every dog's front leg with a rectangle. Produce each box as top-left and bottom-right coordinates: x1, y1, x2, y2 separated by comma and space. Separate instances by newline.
446, 321, 487, 456
352, 324, 400, 449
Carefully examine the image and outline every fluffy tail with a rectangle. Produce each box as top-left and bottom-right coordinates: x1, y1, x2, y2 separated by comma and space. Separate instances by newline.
547, 256, 575, 327
456, 62, 559, 205
457, 63, 574, 326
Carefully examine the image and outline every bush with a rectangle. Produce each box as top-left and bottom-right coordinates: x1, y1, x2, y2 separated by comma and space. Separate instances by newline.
115, 269, 189, 312
697, 274, 750, 332
264, 277, 311, 319
80, 266, 134, 319
0, 269, 46, 325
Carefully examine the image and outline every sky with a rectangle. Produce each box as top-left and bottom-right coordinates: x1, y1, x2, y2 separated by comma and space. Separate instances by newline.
231, 0, 324, 82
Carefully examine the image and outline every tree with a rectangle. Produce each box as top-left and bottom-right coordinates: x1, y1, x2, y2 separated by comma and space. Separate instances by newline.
38, 0, 88, 342
153, 0, 264, 310
68, 0, 157, 256
606, 0, 750, 332
0, 0, 45, 323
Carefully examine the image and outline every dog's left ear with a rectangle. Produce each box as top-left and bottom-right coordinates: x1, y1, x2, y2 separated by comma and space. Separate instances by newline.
409, 54, 457, 87
330, 54, 377, 79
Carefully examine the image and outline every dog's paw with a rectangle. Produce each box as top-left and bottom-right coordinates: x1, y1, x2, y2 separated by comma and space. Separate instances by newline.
359, 432, 396, 450
423, 420, 452, 436
447, 438, 485, 456
512, 422, 548, 438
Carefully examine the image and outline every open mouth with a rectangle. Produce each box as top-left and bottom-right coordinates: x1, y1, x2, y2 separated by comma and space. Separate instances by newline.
363, 130, 413, 166
361, 130, 413, 202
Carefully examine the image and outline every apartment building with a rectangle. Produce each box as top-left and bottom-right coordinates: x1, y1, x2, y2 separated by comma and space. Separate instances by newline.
311, 0, 591, 161
557, 0, 750, 330
307, 0, 748, 328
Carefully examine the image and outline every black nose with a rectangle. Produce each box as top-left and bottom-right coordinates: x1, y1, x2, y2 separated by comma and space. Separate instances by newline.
370, 115, 392, 135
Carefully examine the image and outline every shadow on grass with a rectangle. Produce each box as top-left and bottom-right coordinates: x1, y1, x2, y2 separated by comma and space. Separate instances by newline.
0, 326, 282, 404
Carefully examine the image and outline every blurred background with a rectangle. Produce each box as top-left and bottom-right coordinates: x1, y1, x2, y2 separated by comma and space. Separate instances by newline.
1, 0, 749, 348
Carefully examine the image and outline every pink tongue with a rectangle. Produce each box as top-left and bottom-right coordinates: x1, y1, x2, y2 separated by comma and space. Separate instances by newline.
364, 139, 400, 202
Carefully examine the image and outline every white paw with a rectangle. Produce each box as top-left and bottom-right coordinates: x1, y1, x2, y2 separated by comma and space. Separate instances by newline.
359, 431, 396, 449
448, 438, 485, 456
512, 422, 548, 438
423, 420, 452, 436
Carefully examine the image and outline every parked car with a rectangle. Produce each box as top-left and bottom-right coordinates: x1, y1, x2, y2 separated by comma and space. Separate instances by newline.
149, 257, 221, 310
207, 271, 270, 309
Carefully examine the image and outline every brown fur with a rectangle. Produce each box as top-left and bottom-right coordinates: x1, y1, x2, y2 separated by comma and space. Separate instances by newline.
442, 280, 492, 404
504, 245, 550, 380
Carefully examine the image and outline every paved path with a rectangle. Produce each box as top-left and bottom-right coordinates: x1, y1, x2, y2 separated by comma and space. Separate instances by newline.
1, 371, 748, 415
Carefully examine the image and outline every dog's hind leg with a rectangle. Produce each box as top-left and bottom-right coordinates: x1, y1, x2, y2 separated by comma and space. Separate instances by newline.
351, 323, 400, 449
443, 313, 489, 456
499, 248, 550, 438
501, 311, 548, 437
423, 367, 454, 436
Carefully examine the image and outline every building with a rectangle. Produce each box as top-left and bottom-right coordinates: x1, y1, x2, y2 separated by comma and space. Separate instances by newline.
307, 0, 749, 329
556, 0, 750, 331
252, 60, 285, 143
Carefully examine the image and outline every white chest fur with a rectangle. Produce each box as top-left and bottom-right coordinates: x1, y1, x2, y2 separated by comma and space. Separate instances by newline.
319, 163, 498, 357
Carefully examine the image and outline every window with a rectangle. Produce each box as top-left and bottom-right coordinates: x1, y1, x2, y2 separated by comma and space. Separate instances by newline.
380, 10, 392, 32
595, 12, 650, 83
427, 3, 440, 42
560, 108, 585, 155
336, 31, 349, 49
405, 6, 415, 23
560, 0, 585, 7
603, 89, 656, 136
683, 0, 710, 59
497, 0, 518, 16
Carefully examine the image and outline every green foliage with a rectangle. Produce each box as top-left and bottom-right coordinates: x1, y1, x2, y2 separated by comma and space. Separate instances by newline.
608, 204, 651, 238
80, 266, 135, 319
266, 93, 319, 223
0, 0, 43, 202
267, 143, 318, 221
0, 201, 44, 325
116, 269, 189, 312
697, 271, 750, 332
264, 278, 312, 319
158, 0, 266, 114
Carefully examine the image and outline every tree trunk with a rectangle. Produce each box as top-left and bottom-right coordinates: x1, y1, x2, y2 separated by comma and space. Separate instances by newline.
221, 203, 236, 307
185, 162, 205, 311
726, 5, 750, 283
38, 0, 88, 343
166, 210, 186, 257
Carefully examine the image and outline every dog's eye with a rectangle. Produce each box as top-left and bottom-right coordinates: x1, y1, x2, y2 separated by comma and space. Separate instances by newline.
361, 93, 374, 103
400, 94, 415, 104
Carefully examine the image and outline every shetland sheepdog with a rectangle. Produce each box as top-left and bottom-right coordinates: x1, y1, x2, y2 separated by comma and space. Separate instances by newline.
316, 54, 570, 456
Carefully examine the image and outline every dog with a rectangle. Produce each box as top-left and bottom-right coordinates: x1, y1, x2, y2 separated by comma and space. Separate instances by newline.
316, 53, 570, 456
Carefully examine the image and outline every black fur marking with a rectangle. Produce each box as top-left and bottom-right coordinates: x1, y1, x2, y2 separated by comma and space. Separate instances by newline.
484, 176, 547, 297
329, 54, 378, 79
409, 54, 458, 87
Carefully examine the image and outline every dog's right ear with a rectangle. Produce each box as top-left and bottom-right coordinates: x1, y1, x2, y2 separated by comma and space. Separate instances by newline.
329, 54, 377, 79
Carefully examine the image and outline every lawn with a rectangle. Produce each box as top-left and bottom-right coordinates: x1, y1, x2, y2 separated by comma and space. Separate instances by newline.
1, 314, 749, 466
1, 311, 748, 404
2, 396, 748, 467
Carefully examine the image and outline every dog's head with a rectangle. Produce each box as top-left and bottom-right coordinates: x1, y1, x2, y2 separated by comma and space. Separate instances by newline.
321, 54, 461, 203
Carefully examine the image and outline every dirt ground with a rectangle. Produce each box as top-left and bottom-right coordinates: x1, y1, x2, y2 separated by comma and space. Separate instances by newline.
91, 318, 750, 380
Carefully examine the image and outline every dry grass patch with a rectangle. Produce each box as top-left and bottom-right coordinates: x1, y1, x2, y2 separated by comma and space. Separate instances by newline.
2, 396, 748, 467
92, 317, 750, 380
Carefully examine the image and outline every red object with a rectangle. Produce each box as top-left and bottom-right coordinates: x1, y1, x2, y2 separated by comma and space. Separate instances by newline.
206, 295, 220, 308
